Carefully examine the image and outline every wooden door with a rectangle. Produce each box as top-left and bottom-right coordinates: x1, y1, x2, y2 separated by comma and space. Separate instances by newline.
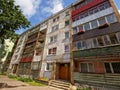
13, 64, 18, 73
59, 64, 70, 80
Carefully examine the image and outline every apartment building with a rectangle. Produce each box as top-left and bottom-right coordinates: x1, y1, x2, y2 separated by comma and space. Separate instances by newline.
72, 0, 120, 89
40, 7, 72, 81
8, 32, 28, 74
16, 26, 39, 77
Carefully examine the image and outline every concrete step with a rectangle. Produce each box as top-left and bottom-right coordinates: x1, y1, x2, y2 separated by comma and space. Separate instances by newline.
49, 80, 70, 90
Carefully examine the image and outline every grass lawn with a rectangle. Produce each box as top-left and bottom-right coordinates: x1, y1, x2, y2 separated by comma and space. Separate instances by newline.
8, 75, 46, 86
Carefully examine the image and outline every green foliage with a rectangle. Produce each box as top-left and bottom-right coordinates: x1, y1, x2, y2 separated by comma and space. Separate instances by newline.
0, 0, 30, 43
8, 75, 46, 86
77, 88, 91, 90
8, 75, 18, 79
18, 77, 33, 82
27, 81, 45, 86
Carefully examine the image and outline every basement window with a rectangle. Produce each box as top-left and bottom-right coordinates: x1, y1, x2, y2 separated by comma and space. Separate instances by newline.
81, 63, 94, 73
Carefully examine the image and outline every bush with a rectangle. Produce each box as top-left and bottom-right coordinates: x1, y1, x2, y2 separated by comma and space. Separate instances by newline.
77, 88, 91, 90
8, 75, 18, 80
18, 77, 33, 82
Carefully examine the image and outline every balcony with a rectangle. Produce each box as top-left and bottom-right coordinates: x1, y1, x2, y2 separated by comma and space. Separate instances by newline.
74, 72, 120, 86
72, 7, 113, 28
72, 0, 105, 16
26, 38, 37, 44
73, 45, 120, 58
40, 25, 47, 31
45, 53, 71, 63
73, 22, 120, 41
33, 55, 42, 62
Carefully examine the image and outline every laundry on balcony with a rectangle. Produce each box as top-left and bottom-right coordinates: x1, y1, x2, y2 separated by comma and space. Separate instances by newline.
98, 23, 110, 29
77, 30, 85, 34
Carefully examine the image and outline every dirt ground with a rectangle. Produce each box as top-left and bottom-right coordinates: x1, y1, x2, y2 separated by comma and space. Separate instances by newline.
0, 76, 61, 90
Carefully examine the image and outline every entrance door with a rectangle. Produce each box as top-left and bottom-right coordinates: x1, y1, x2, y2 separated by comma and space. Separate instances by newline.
13, 64, 18, 73
59, 64, 70, 80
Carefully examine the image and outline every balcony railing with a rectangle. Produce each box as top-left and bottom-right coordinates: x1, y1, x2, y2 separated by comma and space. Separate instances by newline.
45, 53, 71, 62
33, 55, 42, 62
74, 72, 120, 86
73, 45, 120, 58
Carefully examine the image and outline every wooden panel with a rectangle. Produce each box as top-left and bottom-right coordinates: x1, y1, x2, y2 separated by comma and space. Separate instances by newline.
94, 62, 105, 73
74, 72, 120, 86
59, 64, 70, 80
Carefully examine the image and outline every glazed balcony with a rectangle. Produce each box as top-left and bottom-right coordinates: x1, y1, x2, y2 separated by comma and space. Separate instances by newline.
74, 72, 120, 86
73, 22, 120, 41
72, 0, 105, 16
73, 45, 120, 58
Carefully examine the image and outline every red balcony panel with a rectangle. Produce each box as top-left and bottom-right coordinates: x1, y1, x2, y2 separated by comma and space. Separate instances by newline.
72, 0, 105, 16
20, 57, 33, 62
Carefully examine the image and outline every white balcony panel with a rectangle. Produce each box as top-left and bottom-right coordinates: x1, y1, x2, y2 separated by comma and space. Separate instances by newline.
40, 25, 47, 31
65, 25, 70, 31
72, 7, 114, 27
33, 55, 41, 62
62, 53, 70, 62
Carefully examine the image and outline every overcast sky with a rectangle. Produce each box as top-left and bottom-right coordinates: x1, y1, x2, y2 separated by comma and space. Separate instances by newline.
14, 0, 120, 34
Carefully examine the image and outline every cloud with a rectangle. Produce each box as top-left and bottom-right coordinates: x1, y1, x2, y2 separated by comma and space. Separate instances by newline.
14, 0, 41, 18
42, 0, 64, 14
119, 10, 120, 13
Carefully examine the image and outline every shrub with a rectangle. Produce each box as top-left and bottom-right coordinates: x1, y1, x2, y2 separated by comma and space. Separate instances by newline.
18, 77, 33, 82
8, 75, 18, 80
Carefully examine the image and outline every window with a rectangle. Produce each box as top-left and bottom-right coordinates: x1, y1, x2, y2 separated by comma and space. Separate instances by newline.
103, 35, 111, 45
86, 39, 93, 49
84, 22, 90, 31
65, 32, 69, 38
104, 62, 120, 73
91, 20, 98, 29
78, 25, 83, 30
89, 9, 94, 15
94, 7, 99, 13
116, 32, 120, 42
53, 16, 59, 23
93, 38, 98, 48
50, 35, 57, 43
104, 1, 111, 8
104, 63, 112, 73
106, 14, 117, 24
46, 63, 52, 71
64, 45, 70, 52
51, 25, 59, 32
73, 42, 77, 50
99, 4, 105, 11
48, 47, 57, 55
32, 63, 39, 70
109, 34, 118, 44
65, 11, 69, 16
112, 63, 120, 73
98, 18, 106, 25
77, 41, 86, 50
81, 63, 87, 73
97, 37, 104, 46
81, 63, 94, 73
65, 20, 69, 26
73, 27, 78, 34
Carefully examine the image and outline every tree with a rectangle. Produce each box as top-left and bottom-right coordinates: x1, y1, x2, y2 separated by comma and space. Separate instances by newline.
0, 0, 30, 43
